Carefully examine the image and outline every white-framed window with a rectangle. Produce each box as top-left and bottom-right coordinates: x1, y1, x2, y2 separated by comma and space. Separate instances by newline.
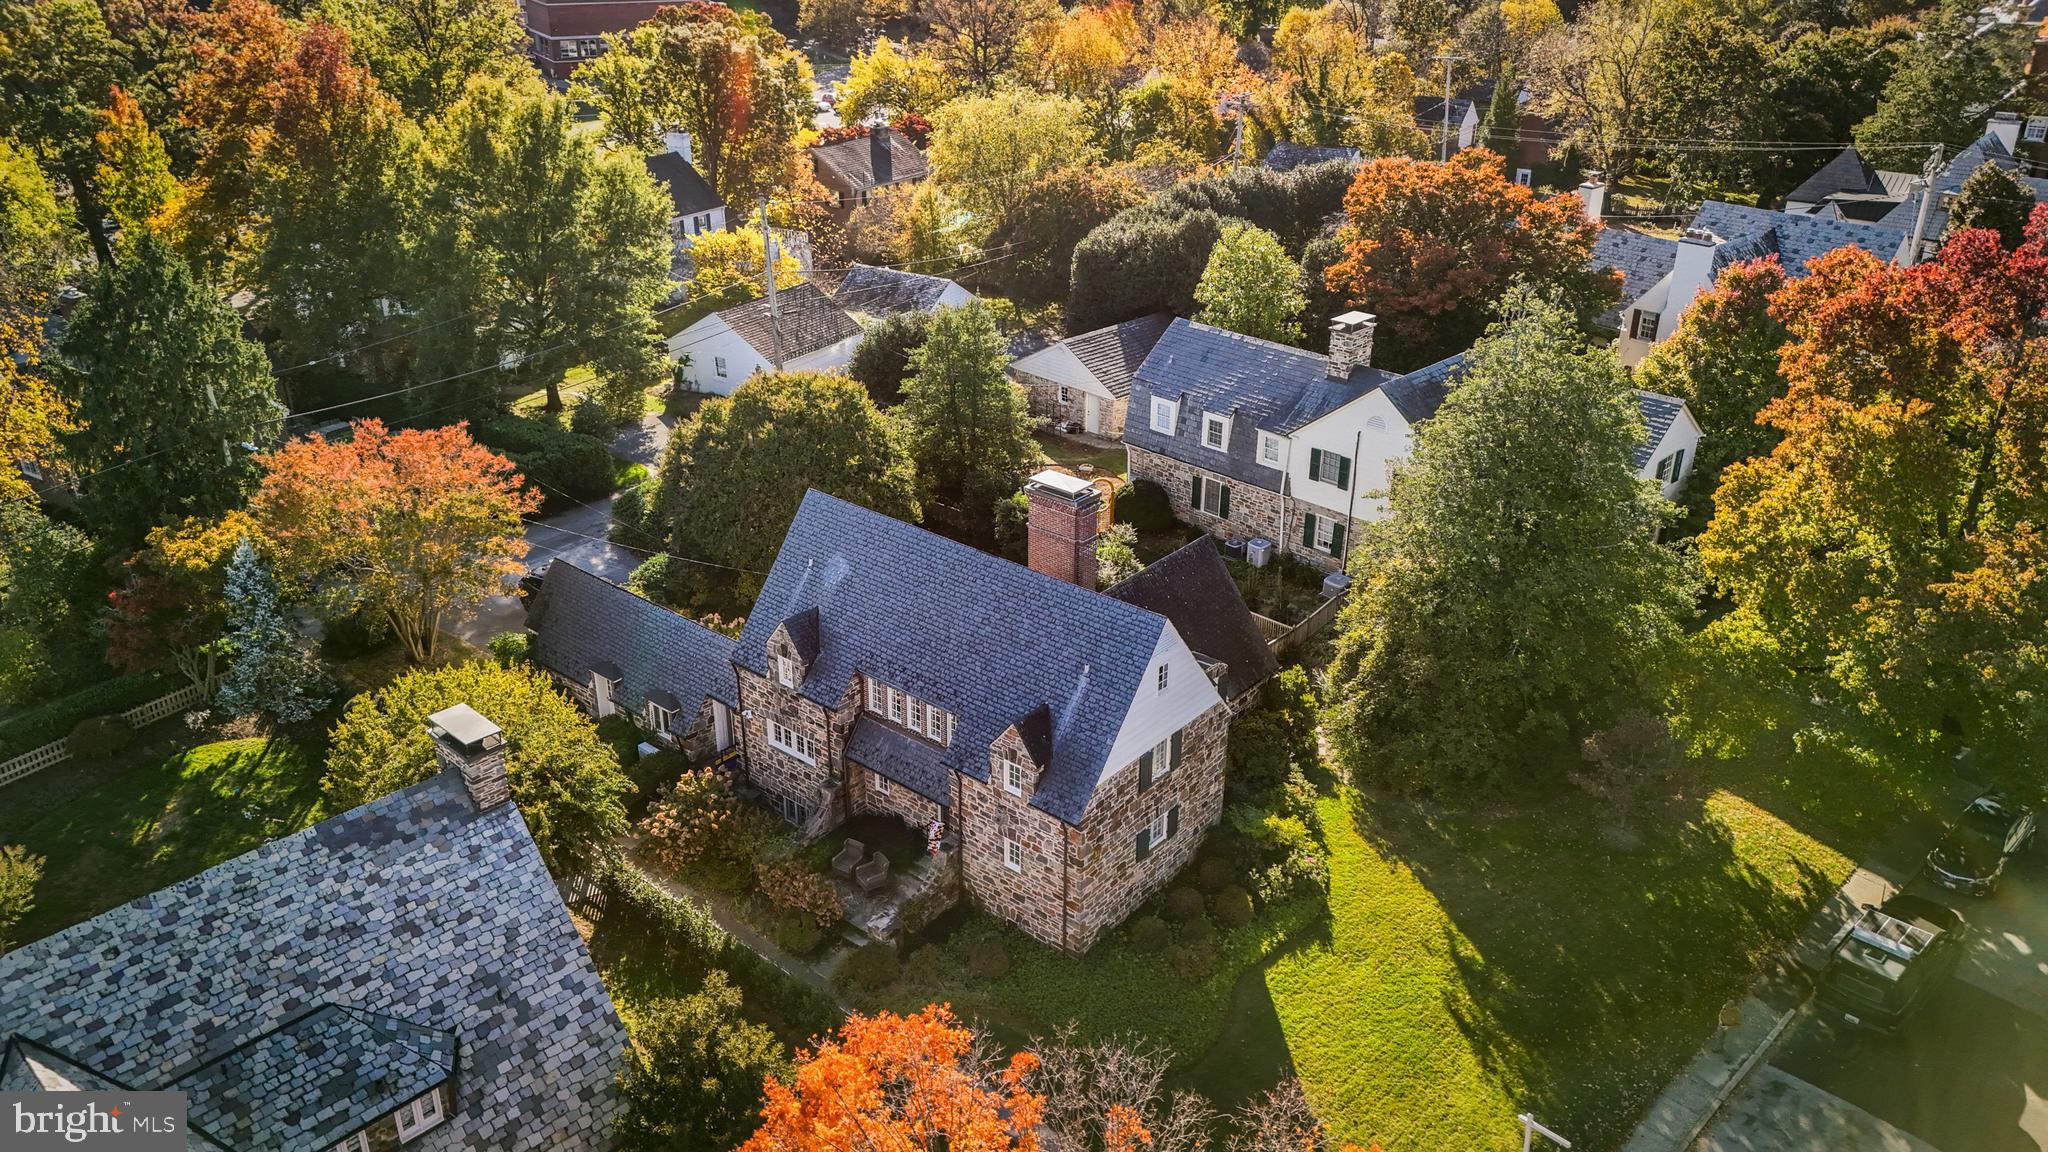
922, 703, 944, 741
1194, 476, 1228, 517
1258, 431, 1284, 468
1057, 386, 1073, 404
394, 1087, 446, 1143
1315, 451, 1349, 487
873, 773, 892, 797
1515, 167, 1534, 186
866, 678, 882, 712
773, 792, 810, 826
558, 38, 581, 59
1157, 663, 1169, 691
644, 700, 676, 734
767, 719, 816, 763
2028, 116, 2048, 143
1314, 516, 1339, 552
1201, 412, 1230, 450
776, 654, 797, 688
1655, 448, 1687, 482
1003, 754, 1024, 796
887, 687, 904, 723
1631, 309, 1660, 342
1003, 838, 1023, 872
333, 1134, 371, 1152
715, 355, 729, 377
1150, 396, 1178, 434
1146, 809, 1171, 849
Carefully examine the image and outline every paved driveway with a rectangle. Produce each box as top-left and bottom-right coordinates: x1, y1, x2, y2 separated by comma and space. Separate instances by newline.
1701, 849, 2048, 1152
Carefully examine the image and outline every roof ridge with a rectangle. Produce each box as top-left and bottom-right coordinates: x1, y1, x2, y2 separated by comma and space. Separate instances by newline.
548, 560, 735, 648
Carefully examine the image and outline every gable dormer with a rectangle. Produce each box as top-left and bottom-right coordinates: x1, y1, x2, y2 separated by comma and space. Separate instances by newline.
768, 607, 820, 690
992, 704, 1054, 801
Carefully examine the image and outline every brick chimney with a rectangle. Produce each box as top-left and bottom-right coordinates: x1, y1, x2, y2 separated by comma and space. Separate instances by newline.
428, 703, 509, 811
1025, 470, 1102, 591
1326, 311, 1376, 379
869, 124, 894, 189
1576, 170, 1606, 222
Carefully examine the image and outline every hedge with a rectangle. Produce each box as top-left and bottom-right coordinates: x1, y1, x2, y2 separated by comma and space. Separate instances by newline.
0, 671, 181, 761
593, 857, 841, 1039
474, 415, 615, 514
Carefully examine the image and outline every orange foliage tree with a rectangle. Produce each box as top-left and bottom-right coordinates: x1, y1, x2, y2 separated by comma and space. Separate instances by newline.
1699, 216, 2048, 755
1325, 149, 1619, 370
250, 419, 538, 662
739, 1006, 1045, 1152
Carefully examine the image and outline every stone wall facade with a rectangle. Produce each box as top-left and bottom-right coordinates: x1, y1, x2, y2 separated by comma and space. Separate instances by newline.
956, 726, 1084, 947
1278, 495, 1367, 573
848, 760, 945, 833
735, 660, 845, 842
1128, 445, 1286, 546
1012, 370, 1128, 438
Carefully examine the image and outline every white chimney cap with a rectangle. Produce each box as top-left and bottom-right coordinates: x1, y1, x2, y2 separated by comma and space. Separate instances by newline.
428, 703, 503, 750
1027, 469, 1094, 497
1330, 310, 1376, 329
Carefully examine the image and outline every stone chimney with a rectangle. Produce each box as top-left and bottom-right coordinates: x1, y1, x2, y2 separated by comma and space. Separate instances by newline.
428, 703, 509, 811
1990, 110, 2023, 154
662, 130, 694, 163
1576, 170, 1606, 222
1326, 311, 1376, 379
869, 124, 894, 188
1665, 227, 1722, 342
1025, 470, 1102, 591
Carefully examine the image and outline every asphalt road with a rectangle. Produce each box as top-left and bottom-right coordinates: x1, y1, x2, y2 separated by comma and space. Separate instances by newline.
1703, 849, 2048, 1152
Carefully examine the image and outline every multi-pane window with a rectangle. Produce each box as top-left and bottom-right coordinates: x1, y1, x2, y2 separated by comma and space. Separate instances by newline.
333, 1135, 371, 1152
644, 701, 675, 734
1150, 397, 1177, 434
1193, 475, 1229, 517
1259, 432, 1284, 467
776, 654, 797, 688
1002, 753, 1024, 796
1316, 451, 1349, 487
1135, 805, 1180, 860
1631, 310, 1661, 342
865, 677, 954, 746
715, 355, 729, 378
1003, 838, 1023, 872
1655, 448, 1687, 482
1202, 412, 1229, 450
874, 773, 892, 797
394, 1088, 445, 1143
767, 719, 816, 763
1157, 663, 1169, 692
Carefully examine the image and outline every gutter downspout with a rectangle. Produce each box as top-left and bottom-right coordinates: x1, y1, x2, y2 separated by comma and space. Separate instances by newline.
1344, 428, 1364, 566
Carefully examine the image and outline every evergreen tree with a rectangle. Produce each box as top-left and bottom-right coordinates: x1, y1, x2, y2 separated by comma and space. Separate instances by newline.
898, 301, 1039, 502
214, 538, 330, 724
1945, 161, 2036, 249
1854, 1, 2020, 157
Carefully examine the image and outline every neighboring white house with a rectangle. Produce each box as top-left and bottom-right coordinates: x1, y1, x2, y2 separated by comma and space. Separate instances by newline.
1007, 312, 1172, 438
644, 132, 726, 249
1413, 96, 1479, 154
667, 280, 864, 394
1634, 390, 1701, 498
833, 263, 974, 321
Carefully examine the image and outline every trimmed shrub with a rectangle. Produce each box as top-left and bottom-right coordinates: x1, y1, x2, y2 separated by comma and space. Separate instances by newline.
1195, 856, 1234, 893
1113, 479, 1177, 534
1163, 886, 1205, 922
0, 671, 178, 760
487, 631, 530, 667
1214, 885, 1255, 927
1126, 914, 1170, 952
474, 414, 615, 513
570, 396, 611, 437
67, 715, 135, 759
1165, 937, 1217, 982
774, 910, 825, 955
968, 936, 1011, 980
834, 942, 900, 995
1178, 912, 1217, 947
903, 943, 948, 987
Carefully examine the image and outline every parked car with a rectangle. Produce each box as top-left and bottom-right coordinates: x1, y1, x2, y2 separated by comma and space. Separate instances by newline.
1815, 893, 1965, 1032
1927, 790, 2037, 895
518, 560, 552, 602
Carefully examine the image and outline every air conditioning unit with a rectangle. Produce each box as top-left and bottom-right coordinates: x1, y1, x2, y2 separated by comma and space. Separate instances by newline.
1246, 538, 1273, 567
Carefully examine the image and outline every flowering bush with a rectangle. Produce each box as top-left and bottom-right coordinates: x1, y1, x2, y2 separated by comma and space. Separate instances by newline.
756, 857, 844, 925
637, 771, 780, 888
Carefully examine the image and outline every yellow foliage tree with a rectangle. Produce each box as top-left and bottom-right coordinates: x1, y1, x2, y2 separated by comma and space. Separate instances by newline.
688, 225, 804, 307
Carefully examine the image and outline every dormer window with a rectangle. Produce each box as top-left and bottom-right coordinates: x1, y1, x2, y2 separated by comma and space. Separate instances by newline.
776, 654, 796, 688
1201, 412, 1230, 451
1258, 431, 1284, 468
1150, 396, 1178, 434
393, 1086, 446, 1142
1001, 752, 1024, 796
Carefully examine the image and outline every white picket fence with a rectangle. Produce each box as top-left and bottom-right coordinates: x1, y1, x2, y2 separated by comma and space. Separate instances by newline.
0, 681, 212, 789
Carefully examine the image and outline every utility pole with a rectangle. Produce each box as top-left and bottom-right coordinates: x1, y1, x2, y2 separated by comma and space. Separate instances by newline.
758, 197, 784, 368
1901, 144, 1945, 268
1434, 52, 1465, 163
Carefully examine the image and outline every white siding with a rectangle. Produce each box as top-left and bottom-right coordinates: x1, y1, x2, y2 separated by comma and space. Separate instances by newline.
668, 315, 771, 395
1284, 389, 1414, 522
1639, 403, 1703, 498
1092, 625, 1223, 792
784, 333, 863, 375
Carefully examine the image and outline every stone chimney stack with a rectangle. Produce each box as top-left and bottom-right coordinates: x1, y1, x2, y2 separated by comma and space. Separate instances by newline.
869, 124, 894, 188
1990, 110, 2023, 154
1576, 170, 1606, 222
1326, 311, 1376, 379
662, 130, 694, 163
428, 703, 509, 811
1025, 470, 1103, 591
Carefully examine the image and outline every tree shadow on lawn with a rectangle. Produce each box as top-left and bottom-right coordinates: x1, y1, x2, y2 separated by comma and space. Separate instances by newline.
1181, 919, 1329, 1109
1347, 778, 1842, 1151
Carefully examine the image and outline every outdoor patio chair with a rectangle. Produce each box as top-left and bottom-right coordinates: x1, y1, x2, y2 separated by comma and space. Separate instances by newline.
856, 852, 892, 894
831, 839, 866, 879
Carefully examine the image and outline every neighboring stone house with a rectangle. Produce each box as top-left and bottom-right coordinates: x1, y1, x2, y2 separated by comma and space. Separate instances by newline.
1124, 315, 1701, 566
833, 262, 974, 321
808, 127, 929, 218
526, 560, 741, 760
1008, 312, 1172, 438
1104, 535, 1279, 714
666, 280, 864, 392
644, 132, 726, 250
0, 703, 627, 1151
726, 484, 1263, 953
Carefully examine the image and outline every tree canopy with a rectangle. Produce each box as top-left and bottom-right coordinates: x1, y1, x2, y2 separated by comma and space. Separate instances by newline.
898, 301, 1039, 502
1195, 222, 1306, 344
616, 970, 790, 1152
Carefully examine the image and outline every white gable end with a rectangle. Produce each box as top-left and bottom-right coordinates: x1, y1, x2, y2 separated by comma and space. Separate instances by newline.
1093, 623, 1223, 793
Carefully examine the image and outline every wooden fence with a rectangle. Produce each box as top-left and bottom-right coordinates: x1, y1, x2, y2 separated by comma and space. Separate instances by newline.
0, 681, 212, 789
1269, 591, 1349, 656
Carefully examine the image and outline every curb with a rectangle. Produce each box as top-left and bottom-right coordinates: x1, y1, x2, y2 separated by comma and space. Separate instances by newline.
1674, 1002, 1800, 1152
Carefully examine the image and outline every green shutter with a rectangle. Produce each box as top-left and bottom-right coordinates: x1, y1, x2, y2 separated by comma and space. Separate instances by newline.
1190, 475, 1203, 509
1218, 485, 1231, 519
1308, 448, 1323, 481
1170, 729, 1184, 768
1138, 749, 1154, 791
1329, 521, 1346, 556
1335, 455, 1351, 491
1301, 513, 1317, 549
1135, 829, 1151, 862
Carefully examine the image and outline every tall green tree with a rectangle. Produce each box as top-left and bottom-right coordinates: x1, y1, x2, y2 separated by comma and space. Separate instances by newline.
53, 233, 284, 544
927, 90, 1099, 230
213, 538, 331, 724
898, 301, 1038, 502
615, 970, 791, 1152
650, 371, 919, 578
0, 0, 132, 265
315, 0, 525, 119
1855, 1, 2022, 157
1325, 290, 1698, 786
1945, 161, 2036, 249
414, 78, 670, 413
0, 501, 100, 705
0, 138, 77, 501
1194, 222, 1306, 344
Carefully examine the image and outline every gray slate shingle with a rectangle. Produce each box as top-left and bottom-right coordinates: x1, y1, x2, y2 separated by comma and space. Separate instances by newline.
1633, 390, 1686, 470
1591, 227, 1680, 324
833, 263, 961, 315
1262, 142, 1360, 172
527, 560, 739, 729
1103, 536, 1276, 702
719, 281, 862, 364
644, 151, 724, 218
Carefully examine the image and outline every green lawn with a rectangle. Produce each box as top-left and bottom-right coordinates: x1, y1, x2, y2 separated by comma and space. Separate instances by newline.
0, 735, 326, 945
1034, 430, 1127, 479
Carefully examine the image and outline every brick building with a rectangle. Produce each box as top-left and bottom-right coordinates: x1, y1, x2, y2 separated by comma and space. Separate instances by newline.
523, 0, 666, 82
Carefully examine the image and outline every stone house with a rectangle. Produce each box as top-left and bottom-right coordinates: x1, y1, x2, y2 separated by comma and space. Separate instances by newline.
725, 484, 1263, 954
526, 560, 741, 761
0, 703, 627, 1150
1008, 312, 1172, 438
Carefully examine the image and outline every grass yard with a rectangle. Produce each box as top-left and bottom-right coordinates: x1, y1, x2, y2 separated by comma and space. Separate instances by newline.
0, 734, 326, 945
1034, 429, 1128, 479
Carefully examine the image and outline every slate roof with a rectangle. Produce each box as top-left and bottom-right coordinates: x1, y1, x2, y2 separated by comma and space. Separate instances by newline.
0, 771, 627, 1152
1381, 353, 1466, 423
1125, 319, 1399, 491
1786, 146, 1895, 204
1875, 132, 2048, 243
718, 280, 862, 364
1413, 96, 1475, 129
173, 1006, 457, 1151
1690, 201, 1899, 271
644, 150, 724, 217
844, 716, 952, 803
734, 491, 1193, 825
809, 131, 929, 193
1591, 226, 1680, 322
1009, 313, 1173, 401
1633, 390, 1687, 470
1104, 536, 1277, 703
527, 559, 739, 727
834, 262, 964, 315
1262, 142, 1361, 172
